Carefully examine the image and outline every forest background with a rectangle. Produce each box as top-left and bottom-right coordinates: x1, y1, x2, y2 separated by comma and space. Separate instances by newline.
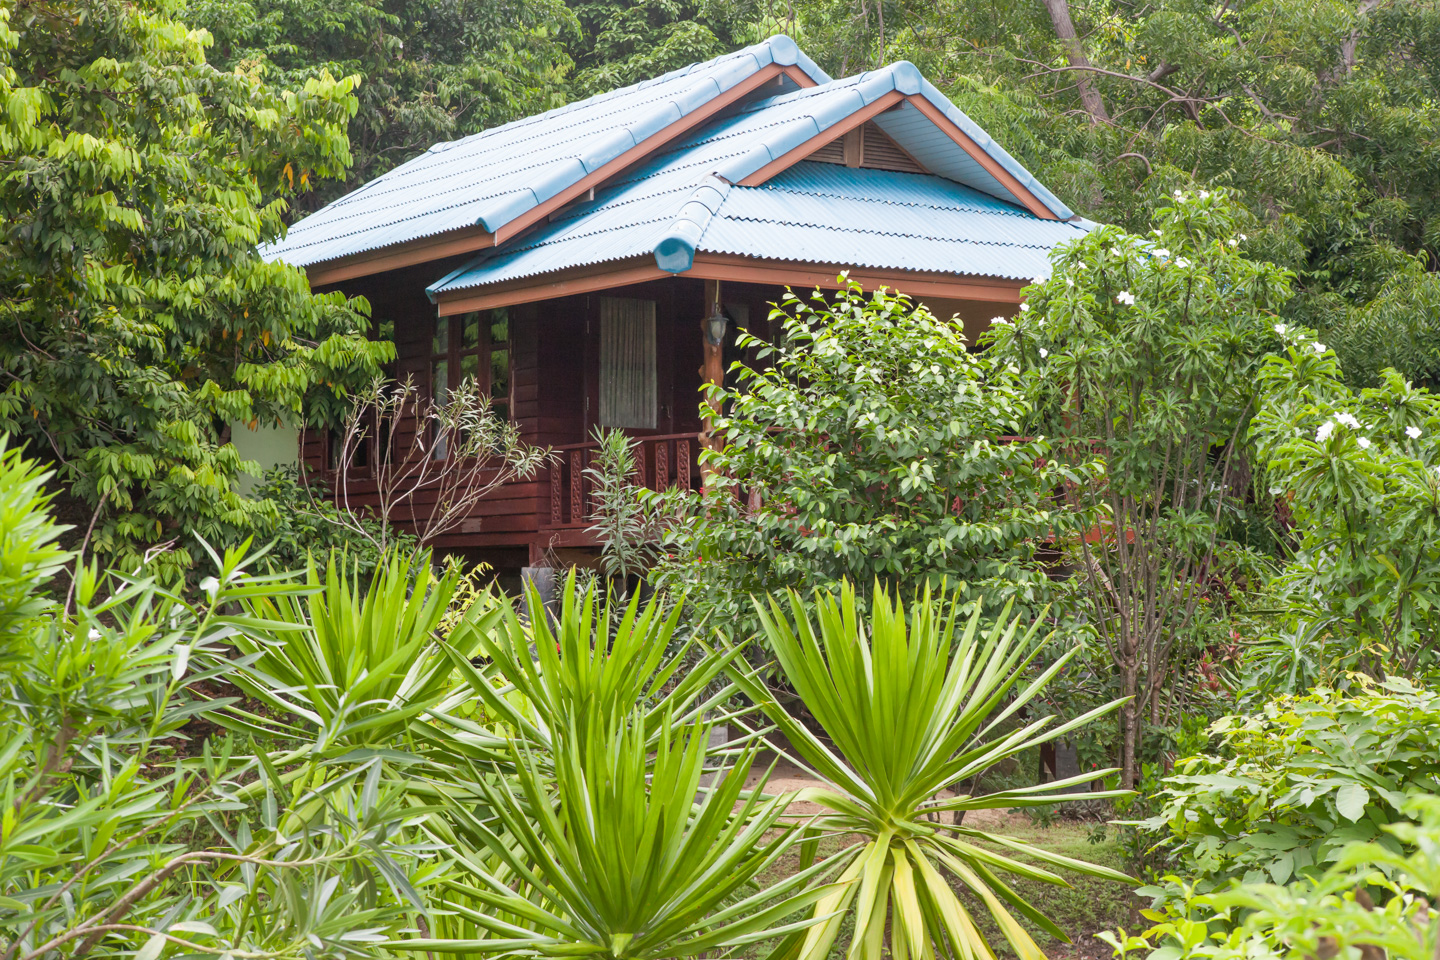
200, 0, 1440, 387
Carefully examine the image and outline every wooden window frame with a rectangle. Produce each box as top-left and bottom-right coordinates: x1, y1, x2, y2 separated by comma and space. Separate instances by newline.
429, 308, 512, 418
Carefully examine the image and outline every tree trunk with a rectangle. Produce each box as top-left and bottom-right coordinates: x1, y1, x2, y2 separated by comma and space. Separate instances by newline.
1041, 0, 1110, 123
1338, 0, 1382, 75
1119, 654, 1139, 788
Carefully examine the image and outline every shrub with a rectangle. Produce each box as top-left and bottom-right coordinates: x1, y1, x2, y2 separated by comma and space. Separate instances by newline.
732, 582, 1134, 960
0, 441, 420, 960
1140, 680, 1440, 891
1109, 795, 1440, 960
648, 279, 1097, 643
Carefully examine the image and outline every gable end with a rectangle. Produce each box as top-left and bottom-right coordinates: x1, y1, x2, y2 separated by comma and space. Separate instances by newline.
807, 121, 926, 174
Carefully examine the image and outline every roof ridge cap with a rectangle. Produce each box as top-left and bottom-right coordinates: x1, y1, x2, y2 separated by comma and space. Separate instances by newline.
653, 175, 734, 272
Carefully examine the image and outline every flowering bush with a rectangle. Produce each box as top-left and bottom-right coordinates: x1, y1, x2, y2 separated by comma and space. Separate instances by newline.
646, 279, 1100, 643
1250, 332, 1440, 676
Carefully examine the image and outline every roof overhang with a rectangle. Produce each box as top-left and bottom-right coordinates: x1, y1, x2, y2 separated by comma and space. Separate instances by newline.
431, 253, 1024, 315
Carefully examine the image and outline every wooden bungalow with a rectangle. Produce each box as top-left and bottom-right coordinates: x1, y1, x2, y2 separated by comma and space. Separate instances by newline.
260, 36, 1094, 576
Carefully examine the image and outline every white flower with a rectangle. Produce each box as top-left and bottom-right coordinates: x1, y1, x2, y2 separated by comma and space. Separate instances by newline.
1200, 190, 1210, 199
1274, 323, 1287, 335
1173, 189, 1184, 199
1117, 291, 1136, 306
1039, 348, 1049, 359
1078, 262, 1088, 270
1020, 303, 1030, 312
1357, 437, 1372, 449
1155, 248, 1171, 259
992, 316, 1009, 325
1313, 342, 1328, 354
1407, 425, 1423, 439
1032, 275, 1047, 285
1065, 277, 1074, 287
1228, 238, 1239, 247
1240, 234, 1248, 241
1335, 412, 1361, 429
1316, 422, 1335, 443
1176, 257, 1192, 268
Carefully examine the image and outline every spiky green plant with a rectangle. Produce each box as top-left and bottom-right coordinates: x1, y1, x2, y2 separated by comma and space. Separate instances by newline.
732, 582, 1134, 960
396, 710, 838, 960
221, 549, 496, 746
427, 571, 744, 763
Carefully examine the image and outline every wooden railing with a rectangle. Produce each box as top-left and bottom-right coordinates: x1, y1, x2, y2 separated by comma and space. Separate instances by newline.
545, 433, 703, 528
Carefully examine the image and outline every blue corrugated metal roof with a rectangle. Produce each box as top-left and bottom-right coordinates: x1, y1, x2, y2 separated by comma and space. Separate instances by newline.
429, 160, 1091, 295
263, 38, 1084, 275
261, 36, 828, 268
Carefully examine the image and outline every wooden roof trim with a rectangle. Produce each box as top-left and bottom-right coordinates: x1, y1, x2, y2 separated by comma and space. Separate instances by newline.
432, 252, 1024, 313
435, 258, 669, 315
738, 91, 1059, 221
737, 90, 906, 187
306, 225, 492, 288
687, 253, 1026, 302
304, 63, 818, 288
902, 96, 1058, 221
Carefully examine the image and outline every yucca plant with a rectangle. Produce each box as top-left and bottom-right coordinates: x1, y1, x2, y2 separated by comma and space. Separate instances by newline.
426, 571, 745, 764
221, 549, 498, 747
730, 582, 1133, 960
397, 709, 838, 960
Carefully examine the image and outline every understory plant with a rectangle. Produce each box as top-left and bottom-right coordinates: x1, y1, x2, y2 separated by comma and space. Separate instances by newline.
730, 582, 1134, 960
1138, 678, 1440, 892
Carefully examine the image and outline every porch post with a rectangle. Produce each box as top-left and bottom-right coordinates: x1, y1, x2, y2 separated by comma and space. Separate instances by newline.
700, 278, 724, 488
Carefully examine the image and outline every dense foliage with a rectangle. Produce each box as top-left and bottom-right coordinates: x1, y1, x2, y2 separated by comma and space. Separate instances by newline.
648, 281, 1097, 639
1141, 681, 1440, 892
0, 0, 389, 578
191, 0, 576, 203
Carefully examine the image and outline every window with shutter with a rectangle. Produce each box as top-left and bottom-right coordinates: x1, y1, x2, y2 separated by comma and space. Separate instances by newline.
598, 297, 657, 430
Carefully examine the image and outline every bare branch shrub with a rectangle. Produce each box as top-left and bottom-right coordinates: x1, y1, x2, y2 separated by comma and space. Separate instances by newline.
323, 376, 552, 552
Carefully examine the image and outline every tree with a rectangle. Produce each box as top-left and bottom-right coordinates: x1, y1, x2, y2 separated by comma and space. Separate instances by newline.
0, 0, 391, 579
648, 279, 1098, 643
189, 0, 577, 205
988, 190, 1293, 787
566, 0, 759, 96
